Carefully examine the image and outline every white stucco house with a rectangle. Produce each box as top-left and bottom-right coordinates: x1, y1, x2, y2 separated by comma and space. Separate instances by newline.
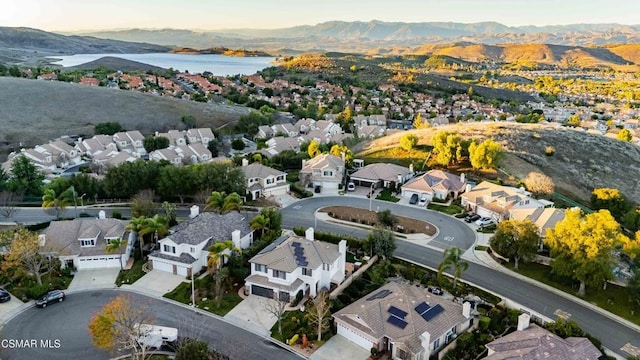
401, 170, 467, 202
350, 163, 413, 189
245, 228, 346, 301
39, 217, 133, 270
149, 209, 254, 277
333, 281, 473, 360
241, 159, 290, 200
299, 153, 345, 191
460, 181, 546, 222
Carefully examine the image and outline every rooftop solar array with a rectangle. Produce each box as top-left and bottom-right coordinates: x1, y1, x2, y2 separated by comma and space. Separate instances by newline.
421, 304, 444, 321
414, 302, 431, 315
366, 289, 392, 301
388, 306, 408, 319
291, 241, 301, 247
386, 315, 408, 329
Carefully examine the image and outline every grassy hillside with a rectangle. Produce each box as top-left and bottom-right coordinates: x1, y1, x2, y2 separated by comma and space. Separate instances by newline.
0, 77, 249, 153
356, 123, 640, 204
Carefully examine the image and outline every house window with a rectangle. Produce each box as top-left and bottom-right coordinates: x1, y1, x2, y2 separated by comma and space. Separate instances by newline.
163, 245, 176, 254
323, 170, 333, 177
396, 348, 409, 360
302, 268, 312, 276
272, 270, 286, 279
266, 178, 274, 185
80, 239, 95, 247
432, 338, 441, 350
255, 264, 267, 273
277, 175, 285, 181
190, 247, 196, 253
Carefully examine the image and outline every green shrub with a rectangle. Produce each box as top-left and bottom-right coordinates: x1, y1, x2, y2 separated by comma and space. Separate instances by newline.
112, 210, 122, 219
479, 316, 491, 330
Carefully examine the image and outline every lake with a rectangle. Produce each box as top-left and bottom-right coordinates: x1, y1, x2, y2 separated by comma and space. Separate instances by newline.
48, 53, 275, 75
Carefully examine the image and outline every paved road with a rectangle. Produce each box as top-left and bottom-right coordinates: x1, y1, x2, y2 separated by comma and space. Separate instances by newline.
282, 197, 640, 358
281, 196, 476, 251
0, 290, 302, 360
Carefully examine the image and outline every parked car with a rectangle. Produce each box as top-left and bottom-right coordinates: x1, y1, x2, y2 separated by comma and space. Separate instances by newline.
409, 193, 419, 205
418, 194, 429, 207
428, 286, 443, 295
464, 213, 481, 223
347, 182, 356, 191
0, 288, 11, 303
475, 217, 494, 227
35, 290, 65, 308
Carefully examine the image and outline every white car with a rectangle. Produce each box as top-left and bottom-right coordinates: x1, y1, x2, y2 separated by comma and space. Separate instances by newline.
475, 217, 494, 226
347, 182, 356, 191
418, 194, 429, 207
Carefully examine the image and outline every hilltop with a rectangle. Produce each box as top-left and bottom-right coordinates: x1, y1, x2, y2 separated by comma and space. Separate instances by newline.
0, 77, 249, 155
356, 123, 640, 204
64, 56, 168, 72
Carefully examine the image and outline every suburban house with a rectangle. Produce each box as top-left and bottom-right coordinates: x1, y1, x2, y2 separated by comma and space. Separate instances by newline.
186, 128, 215, 144
299, 153, 345, 191
241, 159, 290, 200
333, 281, 473, 360
39, 217, 133, 270
149, 209, 254, 277
37, 140, 82, 168
92, 151, 137, 170
149, 148, 182, 164
401, 170, 467, 202
484, 314, 603, 360
75, 135, 119, 158
176, 143, 212, 163
245, 228, 346, 301
156, 130, 187, 146
350, 163, 414, 189
113, 130, 146, 155
509, 207, 566, 237
17, 149, 57, 172
460, 181, 545, 222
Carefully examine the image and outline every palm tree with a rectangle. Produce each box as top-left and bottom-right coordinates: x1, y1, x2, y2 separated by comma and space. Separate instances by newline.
126, 216, 148, 259
41, 187, 75, 219
437, 247, 468, 290
250, 214, 270, 237
140, 215, 169, 246
105, 237, 127, 270
204, 191, 226, 212
205, 191, 243, 214
207, 240, 241, 308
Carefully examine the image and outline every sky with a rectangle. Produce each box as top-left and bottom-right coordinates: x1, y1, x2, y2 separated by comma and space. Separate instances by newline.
2, 0, 639, 32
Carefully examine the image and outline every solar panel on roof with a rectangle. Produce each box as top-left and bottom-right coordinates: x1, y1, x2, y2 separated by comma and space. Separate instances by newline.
299, 260, 308, 266
414, 302, 431, 315
386, 315, 408, 329
366, 289, 392, 301
388, 306, 408, 319
291, 241, 301, 247
422, 304, 444, 321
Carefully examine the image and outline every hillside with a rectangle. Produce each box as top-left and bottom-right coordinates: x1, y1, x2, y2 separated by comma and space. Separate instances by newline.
65, 56, 168, 72
0, 77, 249, 154
356, 123, 640, 204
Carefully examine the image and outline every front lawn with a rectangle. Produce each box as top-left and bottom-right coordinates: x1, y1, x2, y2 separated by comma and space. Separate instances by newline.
375, 189, 400, 202
4, 272, 74, 301
116, 258, 146, 286
509, 262, 640, 325
163, 276, 242, 316
427, 202, 464, 215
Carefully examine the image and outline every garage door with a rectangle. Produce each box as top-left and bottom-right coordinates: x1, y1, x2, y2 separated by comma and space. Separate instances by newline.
337, 323, 374, 350
78, 256, 121, 270
251, 285, 274, 299
476, 207, 493, 218
151, 258, 174, 274
402, 189, 418, 199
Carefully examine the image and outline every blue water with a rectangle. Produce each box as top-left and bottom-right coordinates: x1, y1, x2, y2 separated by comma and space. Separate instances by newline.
48, 53, 275, 75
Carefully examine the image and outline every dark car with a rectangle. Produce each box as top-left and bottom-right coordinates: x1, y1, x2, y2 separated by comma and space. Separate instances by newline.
0, 288, 10, 303
428, 286, 444, 295
35, 290, 65, 308
409, 193, 419, 205
464, 213, 481, 223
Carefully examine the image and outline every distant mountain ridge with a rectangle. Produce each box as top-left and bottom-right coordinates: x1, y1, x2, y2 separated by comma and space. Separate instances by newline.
76, 20, 640, 51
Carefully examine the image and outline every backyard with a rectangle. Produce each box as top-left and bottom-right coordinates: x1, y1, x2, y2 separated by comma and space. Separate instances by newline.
319, 206, 437, 235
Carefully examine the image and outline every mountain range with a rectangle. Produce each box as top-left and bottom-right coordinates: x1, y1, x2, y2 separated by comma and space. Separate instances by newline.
75, 20, 640, 52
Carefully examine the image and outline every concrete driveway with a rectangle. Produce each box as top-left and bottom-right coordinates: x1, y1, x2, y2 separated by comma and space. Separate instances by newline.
310, 335, 369, 360
123, 270, 187, 297
224, 295, 277, 337
67, 268, 120, 290
0, 291, 25, 324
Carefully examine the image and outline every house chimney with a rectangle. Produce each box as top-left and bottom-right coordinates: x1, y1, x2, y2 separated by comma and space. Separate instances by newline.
517, 313, 531, 331
190, 205, 200, 219
460, 173, 465, 184
98, 210, 106, 219
341, 152, 345, 161
305, 227, 315, 241
397, 173, 403, 185
462, 301, 471, 318
242, 158, 249, 167
419, 331, 431, 355
465, 184, 473, 193
302, 159, 307, 169
232, 229, 242, 249
409, 163, 414, 173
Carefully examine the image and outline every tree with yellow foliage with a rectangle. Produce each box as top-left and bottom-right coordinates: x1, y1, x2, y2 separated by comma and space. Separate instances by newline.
330, 144, 353, 166
307, 140, 321, 158
413, 113, 428, 129
617, 128, 633, 142
591, 187, 630, 219
545, 208, 629, 296
468, 139, 502, 170
432, 131, 463, 166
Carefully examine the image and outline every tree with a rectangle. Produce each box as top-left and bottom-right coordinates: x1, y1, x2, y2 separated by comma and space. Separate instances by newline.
8, 156, 45, 196
41, 187, 75, 219
591, 188, 630, 220
524, 172, 555, 198
546, 208, 628, 296
413, 113, 427, 129
205, 191, 243, 214
490, 219, 541, 269
130, 189, 158, 218
376, 209, 397, 228
140, 215, 169, 245
181, 114, 197, 129
262, 293, 288, 337
399, 133, 418, 159
617, 128, 633, 142
468, 139, 502, 170
95, 122, 123, 135
307, 140, 321, 158
1, 228, 50, 285
369, 227, 396, 259
175, 338, 215, 360
432, 131, 463, 166
158, 165, 197, 203
88, 294, 155, 360
231, 138, 246, 151
563, 114, 581, 127
126, 216, 148, 259
250, 214, 270, 237
207, 240, 240, 308
329, 144, 353, 166
437, 247, 468, 289
162, 201, 177, 226
106, 238, 127, 271
143, 135, 170, 153
307, 290, 331, 341
0, 190, 21, 220
207, 139, 220, 157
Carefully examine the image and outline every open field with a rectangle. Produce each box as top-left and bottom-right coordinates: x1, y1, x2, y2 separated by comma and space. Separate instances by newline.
356, 122, 640, 204
0, 77, 249, 154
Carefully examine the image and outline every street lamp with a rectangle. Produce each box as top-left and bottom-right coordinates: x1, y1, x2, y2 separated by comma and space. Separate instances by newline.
191, 272, 195, 307
369, 183, 375, 211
